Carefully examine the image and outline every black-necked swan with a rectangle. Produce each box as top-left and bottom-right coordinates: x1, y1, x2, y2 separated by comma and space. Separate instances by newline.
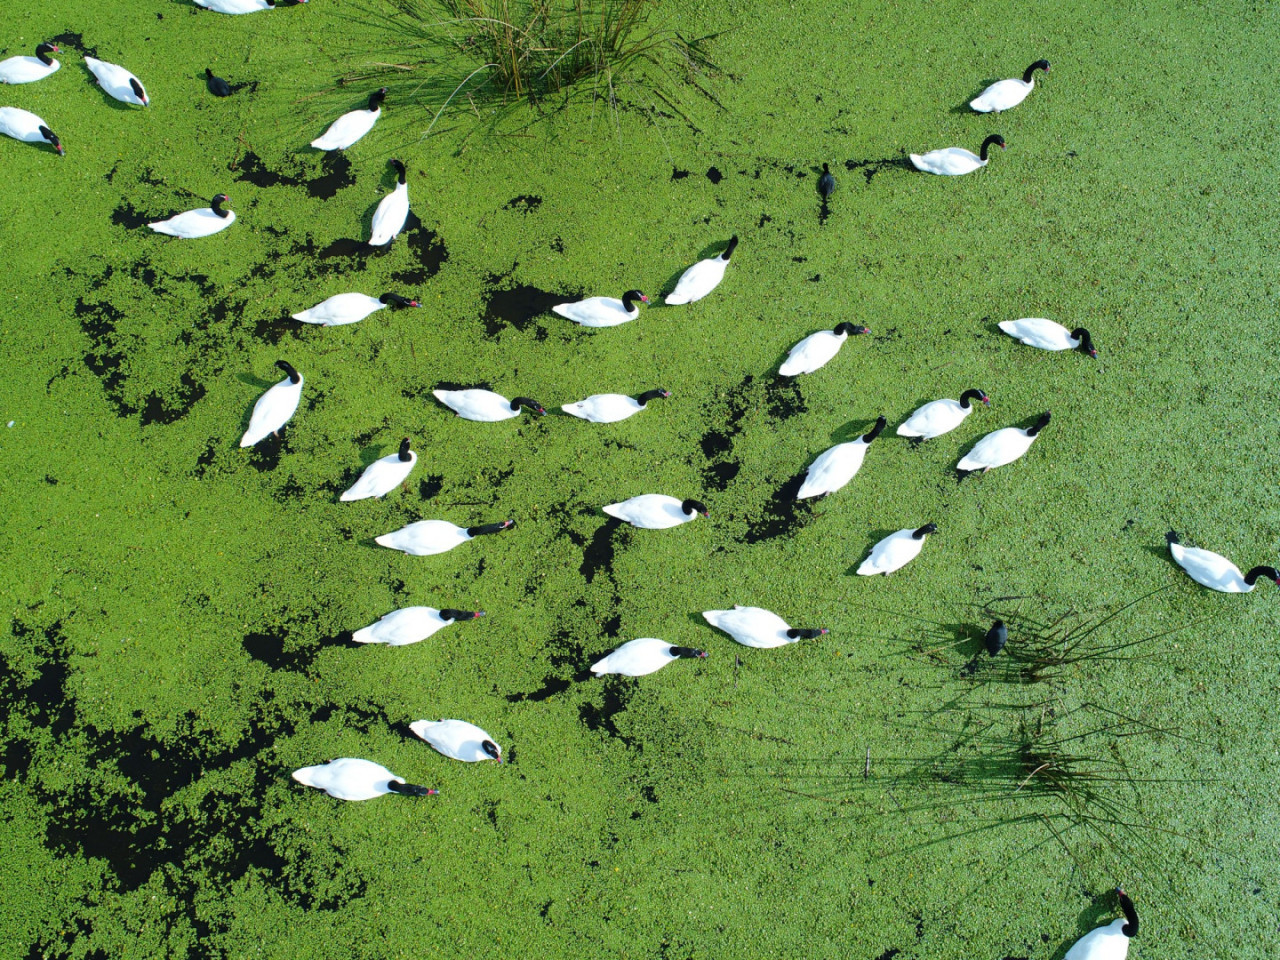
702, 605, 827, 648
433, 389, 545, 421
778, 322, 869, 376
311, 87, 385, 150
84, 56, 148, 106
369, 159, 409, 246
562, 389, 670, 423
590, 638, 707, 677
148, 194, 235, 238
376, 519, 514, 556
910, 135, 1004, 175
897, 389, 989, 440
957, 412, 1050, 473
293, 291, 419, 326
0, 107, 63, 154
603, 495, 707, 529
240, 360, 302, 447
796, 415, 886, 499
971, 60, 1050, 113
292, 758, 436, 801
353, 608, 484, 646
1166, 531, 1280, 593
410, 720, 502, 762
999, 318, 1096, 356
552, 289, 650, 327
0, 43, 60, 84
666, 235, 738, 304
205, 68, 232, 97
857, 523, 936, 576
1063, 888, 1139, 960
340, 438, 416, 501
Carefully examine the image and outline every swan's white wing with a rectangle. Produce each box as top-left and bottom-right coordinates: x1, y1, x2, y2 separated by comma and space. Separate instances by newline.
702, 606, 790, 648
240, 375, 301, 446
292, 758, 396, 800
375, 520, 466, 555
857, 529, 924, 575
341, 452, 416, 500
897, 399, 966, 439
602, 495, 687, 528
665, 257, 728, 304
311, 107, 379, 150
779, 331, 842, 376
552, 297, 632, 327
957, 427, 1034, 471
562, 395, 640, 422
909, 148, 984, 176
970, 78, 1032, 112
797, 441, 866, 499
591, 638, 672, 676
411, 720, 497, 761
369, 183, 409, 246
1170, 543, 1248, 592
293, 293, 382, 325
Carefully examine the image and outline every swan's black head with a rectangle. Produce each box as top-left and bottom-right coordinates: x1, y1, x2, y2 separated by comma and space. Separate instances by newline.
834, 322, 870, 336
275, 359, 301, 383
38, 126, 63, 155
482, 740, 502, 762
379, 292, 420, 308
1027, 411, 1051, 436
681, 499, 709, 517
511, 396, 546, 415
130, 77, 149, 105
1116, 888, 1138, 938
670, 646, 708, 660
622, 290, 650, 309
912, 522, 937, 539
862, 415, 888, 444
786, 628, 828, 640
264, 0, 277, 6
1243, 566, 1280, 587
979, 134, 1006, 161
1023, 59, 1051, 83
467, 519, 515, 537
369, 87, 388, 111
984, 620, 1007, 656
36, 43, 59, 64
721, 235, 739, 261
211, 194, 231, 217
1070, 327, 1097, 357
959, 388, 990, 408
439, 609, 485, 622
387, 780, 437, 797
636, 388, 671, 406
396, 437, 413, 461
390, 158, 406, 184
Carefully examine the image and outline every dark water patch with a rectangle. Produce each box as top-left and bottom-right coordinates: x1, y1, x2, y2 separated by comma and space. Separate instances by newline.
110, 202, 149, 230
578, 678, 637, 747
549, 236, 564, 253
506, 675, 574, 703
304, 388, 328, 412
580, 519, 624, 584
139, 371, 205, 426
844, 155, 912, 184
392, 214, 449, 284
253, 309, 303, 346
44, 475, 58, 485
875, 950, 901, 960
49, 31, 97, 59
701, 429, 732, 460
76, 296, 135, 416
247, 433, 290, 472
504, 195, 542, 213
873, 326, 900, 345
193, 439, 218, 478
307, 152, 354, 199
419, 475, 443, 500
485, 465, 515, 490
601, 613, 621, 638
1, 620, 76, 760
739, 475, 812, 544
307, 698, 379, 732
173, 270, 216, 299
698, 374, 754, 489
243, 628, 317, 672
706, 166, 723, 184
703, 461, 740, 491
671, 167, 689, 180
808, 273, 821, 282
757, 213, 772, 228
317, 236, 385, 265
275, 476, 305, 502
480, 272, 565, 338
234, 151, 303, 190
764, 376, 807, 420
276, 844, 368, 912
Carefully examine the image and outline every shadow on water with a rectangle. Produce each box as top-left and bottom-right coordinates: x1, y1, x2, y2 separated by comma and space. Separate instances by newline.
232, 151, 354, 200
480, 270, 570, 339
843, 155, 913, 184
739, 473, 812, 544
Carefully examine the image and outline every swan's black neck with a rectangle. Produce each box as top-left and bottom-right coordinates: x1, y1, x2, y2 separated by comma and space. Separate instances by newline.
510, 396, 545, 415
130, 78, 147, 103
482, 740, 502, 762
1244, 566, 1280, 586
396, 438, 413, 461
380, 292, 419, 307
211, 195, 231, 218
276, 360, 301, 384
834, 322, 869, 337
36, 43, 58, 65
959, 389, 989, 409
1070, 328, 1096, 357
390, 159, 406, 185
439, 609, 483, 622
912, 523, 936, 540
681, 499, 708, 517
984, 620, 1007, 656
1117, 889, 1139, 938
39, 126, 62, 154
636, 389, 670, 406
621, 290, 649, 311
368, 87, 388, 111
467, 520, 513, 538
861, 415, 888, 444
719, 235, 739, 262
786, 628, 828, 640
387, 780, 437, 797
264, 0, 276, 6
979, 134, 1005, 161
669, 646, 707, 659
1023, 59, 1050, 83
1026, 412, 1051, 436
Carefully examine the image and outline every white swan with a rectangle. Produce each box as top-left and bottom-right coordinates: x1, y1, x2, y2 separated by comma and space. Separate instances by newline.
998, 318, 1096, 357
84, 56, 148, 106
293, 291, 419, 326
148, 194, 235, 238
369, 159, 409, 246
433, 389, 545, 421
340, 438, 416, 500
701, 606, 827, 648
292, 758, 436, 801
376, 519, 513, 556
897, 389, 989, 440
354, 607, 483, 646
603, 495, 707, 529
778, 322, 870, 376
910, 135, 1004, 175
1063, 888, 1139, 960
552, 290, 650, 327
194, 0, 278, 11
857, 524, 936, 576
590, 638, 707, 677
311, 87, 385, 150
0, 43, 60, 84
666, 236, 738, 304
957, 412, 1050, 473
970, 60, 1050, 113
240, 360, 302, 446
562, 389, 669, 423
410, 720, 502, 762
0, 107, 63, 154
796, 416, 886, 499
1166, 532, 1279, 593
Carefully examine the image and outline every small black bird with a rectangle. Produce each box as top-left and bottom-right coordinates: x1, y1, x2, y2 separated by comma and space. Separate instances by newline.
984, 620, 1008, 656
205, 67, 232, 98
817, 162, 836, 200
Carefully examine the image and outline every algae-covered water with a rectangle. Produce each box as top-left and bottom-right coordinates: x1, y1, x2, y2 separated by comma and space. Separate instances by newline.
2, 0, 1279, 956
